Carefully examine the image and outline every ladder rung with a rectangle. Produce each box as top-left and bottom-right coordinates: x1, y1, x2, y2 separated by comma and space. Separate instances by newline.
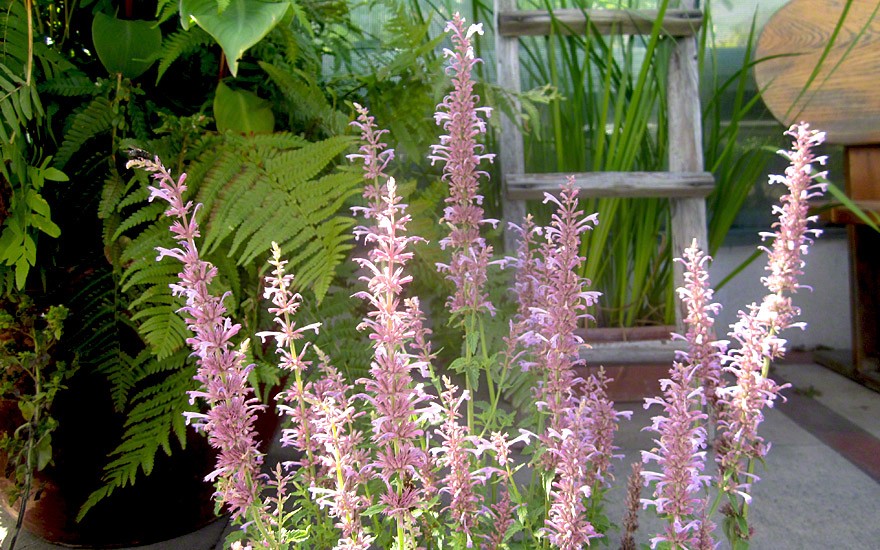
506, 171, 715, 200
498, 9, 703, 37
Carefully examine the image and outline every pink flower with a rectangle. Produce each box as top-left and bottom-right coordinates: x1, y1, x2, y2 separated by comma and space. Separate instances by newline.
716, 122, 827, 499
308, 351, 373, 549
348, 102, 395, 213
675, 240, 725, 414
432, 377, 491, 544
349, 106, 441, 539
640, 239, 719, 548
429, 13, 497, 317
130, 156, 265, 523
525, 179, 600, 430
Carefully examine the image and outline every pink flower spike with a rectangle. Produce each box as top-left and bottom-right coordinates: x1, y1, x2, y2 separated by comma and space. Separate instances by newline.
129, 156, 266, 525
431, 12, 497, 317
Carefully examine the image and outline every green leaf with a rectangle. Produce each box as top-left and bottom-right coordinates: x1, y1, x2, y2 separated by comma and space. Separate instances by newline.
362, 503, 386, 517
25, 189, 51, 217
213, 81, 275, 134
35, 435, 53, 470
29, 214, 61, 238
42, 167, 68, 182
18, 400, 35, 421
9, 261, 33, 291
91, 13, 162, 79
180, 0, 290, 77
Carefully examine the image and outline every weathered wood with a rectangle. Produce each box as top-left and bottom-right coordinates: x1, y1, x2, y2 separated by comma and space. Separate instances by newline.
495, 0, 528, 253
667, 1, 706, 334
505, 171, 714, 199
754, 0, 880, 145
498, 8, 702, 37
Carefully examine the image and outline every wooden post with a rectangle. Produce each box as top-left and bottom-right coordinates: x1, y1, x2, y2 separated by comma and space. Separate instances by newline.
495, 0, 528, 253
667, 0, 706, 333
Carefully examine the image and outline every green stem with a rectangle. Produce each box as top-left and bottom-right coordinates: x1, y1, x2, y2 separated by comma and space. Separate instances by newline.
479, 317, 496, 423
465, 314, 475, 435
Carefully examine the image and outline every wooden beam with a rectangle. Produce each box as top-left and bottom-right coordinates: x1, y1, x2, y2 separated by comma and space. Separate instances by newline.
495, 0, 528, 253
505, 171, 714, 200
498, 8, 703, 37
667, 0, 705, 334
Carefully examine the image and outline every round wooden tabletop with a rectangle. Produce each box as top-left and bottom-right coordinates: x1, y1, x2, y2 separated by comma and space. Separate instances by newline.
755, 0, 880, 145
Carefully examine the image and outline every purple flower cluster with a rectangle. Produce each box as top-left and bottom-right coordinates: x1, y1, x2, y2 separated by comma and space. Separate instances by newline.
308, 351, 373, 549
351, 169, 437, 536
526, 180, 600, 428
677, 240, 725, 415
716, 123, 827, 492
348, 102, 394, 212
132, 156, 265, 522
432, 377, 493, 545
581, 368, 628, 488
641, 364, 712, 547
639, 240, 721, 548
259, 244, 323, 480
429, 13, 497, 316
542, 401, 601, 550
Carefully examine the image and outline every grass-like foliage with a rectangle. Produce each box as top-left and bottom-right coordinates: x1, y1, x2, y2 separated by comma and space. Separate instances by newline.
132, 13, 829, 550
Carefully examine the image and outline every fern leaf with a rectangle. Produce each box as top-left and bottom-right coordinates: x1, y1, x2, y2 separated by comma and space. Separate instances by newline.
237, 209, 307, 266
39, 73, 96, 97
191, 147, 246, 214
122, 224, 172, 265
54, 96, 115, 168
79, 362, 195, 521
130, 304, 188, 359
112, 201, 166, 240
203, 177, 273, 255
105, 350, 151, 412
258, 61, 347, 135
243, 131, 307, 150
120, 262, 180, 293
98, 170, 130, 220
155, 27, 213, 83
259, 134, 354, 189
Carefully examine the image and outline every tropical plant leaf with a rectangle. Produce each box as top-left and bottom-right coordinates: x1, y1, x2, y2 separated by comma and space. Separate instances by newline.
213, 81, 275, 133
179, 0, 290, 77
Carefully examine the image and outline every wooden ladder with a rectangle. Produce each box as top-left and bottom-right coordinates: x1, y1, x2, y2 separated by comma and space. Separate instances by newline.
494, 0, 713, 338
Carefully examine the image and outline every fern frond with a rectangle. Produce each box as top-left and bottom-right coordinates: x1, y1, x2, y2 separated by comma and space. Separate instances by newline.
121, 224, 172, 266
202, 176, 273, 255
130, 302, 188, 360
258, 60, 347, 135
258, 134, 355, 189
120, 262, 180, 293
39, 73, 96, 96
54, 96, 115, 168
78, 360, 195, 521
105, 349, 151, 412
112, 201, 166, 241
98, 169, 131, 220
242, 131, 308, 150
155, 27, 213, 83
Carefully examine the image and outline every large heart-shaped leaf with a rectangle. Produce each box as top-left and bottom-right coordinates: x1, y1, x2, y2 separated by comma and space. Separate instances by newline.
180, 0, 290, 77
213, 81, 275, 133
91, 13, 162, 79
